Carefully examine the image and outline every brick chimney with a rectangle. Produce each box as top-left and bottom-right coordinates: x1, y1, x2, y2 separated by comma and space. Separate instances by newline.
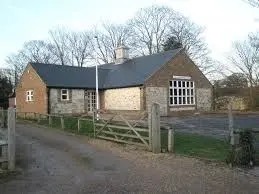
115, 45, 129, 64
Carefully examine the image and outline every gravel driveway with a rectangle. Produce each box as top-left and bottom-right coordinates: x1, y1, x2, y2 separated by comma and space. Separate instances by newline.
0, 123, 259, 193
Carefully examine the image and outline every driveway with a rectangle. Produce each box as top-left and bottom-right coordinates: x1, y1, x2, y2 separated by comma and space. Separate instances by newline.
162, 114, 259, 138
0, 123, 259, 193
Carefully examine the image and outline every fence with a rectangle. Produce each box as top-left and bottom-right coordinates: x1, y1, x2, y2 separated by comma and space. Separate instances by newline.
0, 107, 16, 170
16, 112, 94, 137
17, 104, 173, 154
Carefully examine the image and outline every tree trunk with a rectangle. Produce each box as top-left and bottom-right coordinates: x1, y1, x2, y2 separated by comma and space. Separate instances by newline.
249, 81, 255, 109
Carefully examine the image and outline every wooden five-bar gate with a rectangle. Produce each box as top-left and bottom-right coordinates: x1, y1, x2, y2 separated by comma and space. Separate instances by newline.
94, 112, 150, 149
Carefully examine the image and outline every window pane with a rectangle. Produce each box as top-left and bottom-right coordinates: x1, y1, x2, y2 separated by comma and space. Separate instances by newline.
179, 97, 182, 104
62, 95, 67, 100
170, 81, 172, 87
174, 81, 177, 87
178, 81, 181, 87
191, 82, 194, 87
174, 97, 177, 104
183, 82, 185, 87
61, 90, 66, 94
183, 89, 186, 95
191, 97, 194, 104
170, 97, 173, 105
170, 89, 173, 96
187, 89, 190, 95
187, 82, 189, 87
187, 97, 190, 104
191, 89, 194, 95
179, 89, 182, 96
183, 97, 186, 104
174, 89, 177, 95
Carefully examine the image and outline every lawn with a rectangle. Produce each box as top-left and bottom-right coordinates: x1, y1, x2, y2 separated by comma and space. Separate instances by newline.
161, 130, 228, 161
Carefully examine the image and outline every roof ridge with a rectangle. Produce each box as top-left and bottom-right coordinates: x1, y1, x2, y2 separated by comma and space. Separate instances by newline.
30, 62, 92, 69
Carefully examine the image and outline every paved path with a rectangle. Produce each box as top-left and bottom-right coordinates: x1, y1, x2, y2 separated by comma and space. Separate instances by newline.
0, 124, 259, 193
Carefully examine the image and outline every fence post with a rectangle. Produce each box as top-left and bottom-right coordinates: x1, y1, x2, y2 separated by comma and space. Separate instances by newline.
61, 116, 64, 129
37, 113, 41, 124
148, 111, 152, 151
93, 112, 96, 137
228, 103, 235, 145
78, 118, 80, 132
0, 108, 4, 128
168, 127, 174, 153
151, 103, 161, 153
8, 107, 15, 171
48, 115, 52, 126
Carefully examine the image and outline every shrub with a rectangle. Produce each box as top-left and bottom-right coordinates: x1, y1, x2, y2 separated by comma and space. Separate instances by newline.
226, 129, 256, 167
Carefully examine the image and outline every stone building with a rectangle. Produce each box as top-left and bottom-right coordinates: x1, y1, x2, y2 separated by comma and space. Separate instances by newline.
16, 47, 212, 116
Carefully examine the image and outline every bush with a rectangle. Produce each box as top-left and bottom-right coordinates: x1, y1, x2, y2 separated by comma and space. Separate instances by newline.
226, 129, 256, 167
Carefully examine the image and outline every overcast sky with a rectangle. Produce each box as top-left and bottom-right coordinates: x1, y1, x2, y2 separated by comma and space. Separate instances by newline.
0, 0, 258, 68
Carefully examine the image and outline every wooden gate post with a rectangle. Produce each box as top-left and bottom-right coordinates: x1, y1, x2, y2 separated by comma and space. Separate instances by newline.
8, 107, 15, 171
151, 103, 161, 153
168, 127, 174, 153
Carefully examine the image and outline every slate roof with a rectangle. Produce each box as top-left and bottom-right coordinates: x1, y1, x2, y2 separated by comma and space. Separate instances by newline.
30, 48, 182, 89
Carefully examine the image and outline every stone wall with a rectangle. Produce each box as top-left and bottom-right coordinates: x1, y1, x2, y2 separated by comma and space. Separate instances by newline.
215, 96, 249, 110
145, 87, 168, 116
196, 88, 212, 111
49, 89, 85, 114
104, 87, 141, 110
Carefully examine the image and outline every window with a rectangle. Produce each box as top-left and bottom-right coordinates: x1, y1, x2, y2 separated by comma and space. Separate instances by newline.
26, 90, 34, 102
169, 80, 195, 105
61, 89, 69, 101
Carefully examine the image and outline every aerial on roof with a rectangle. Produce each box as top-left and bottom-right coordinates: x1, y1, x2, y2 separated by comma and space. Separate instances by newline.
30, 48, 182, 89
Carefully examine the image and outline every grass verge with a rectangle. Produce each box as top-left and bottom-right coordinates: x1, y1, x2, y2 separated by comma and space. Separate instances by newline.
161, 131, 228, 161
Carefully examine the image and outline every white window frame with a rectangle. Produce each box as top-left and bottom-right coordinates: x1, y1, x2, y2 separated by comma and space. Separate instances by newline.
169, 80, 195, 106
26, 90, 34, 102
61, 89, 69, 101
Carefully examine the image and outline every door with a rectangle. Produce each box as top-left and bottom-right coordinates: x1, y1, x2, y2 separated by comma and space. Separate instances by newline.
85, 90, 96, 113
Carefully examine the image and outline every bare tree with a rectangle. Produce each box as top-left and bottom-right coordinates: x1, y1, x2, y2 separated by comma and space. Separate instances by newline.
92, 23, 132, 63
5, 52, 27, 85
168, 14, 209, 65
229, 35, 259, 107
129, 5, 175, 55
20, 40, 57, 64
66, 31, 93, 67
49, 28, 71, 65
5, 40, 58, 85
243, 0, 259, 7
